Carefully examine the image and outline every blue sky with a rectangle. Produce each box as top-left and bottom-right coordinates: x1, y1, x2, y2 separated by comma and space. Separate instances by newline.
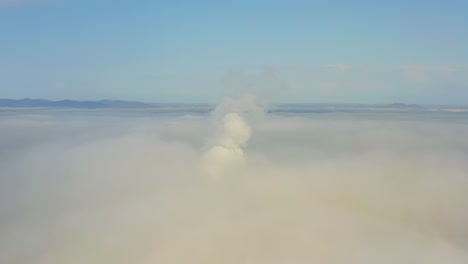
1, 0, 467, 104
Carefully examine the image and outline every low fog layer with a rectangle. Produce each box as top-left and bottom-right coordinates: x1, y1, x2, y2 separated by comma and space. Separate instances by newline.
1, 98, 468, 264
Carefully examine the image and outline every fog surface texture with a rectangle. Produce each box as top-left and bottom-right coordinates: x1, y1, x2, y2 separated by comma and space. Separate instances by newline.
1, 97, 468, 264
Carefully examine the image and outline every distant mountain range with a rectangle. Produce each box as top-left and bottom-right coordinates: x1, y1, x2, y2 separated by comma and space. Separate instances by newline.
276, 103, 423, 108
0, 99, 158, 108
1, 99, 466, 111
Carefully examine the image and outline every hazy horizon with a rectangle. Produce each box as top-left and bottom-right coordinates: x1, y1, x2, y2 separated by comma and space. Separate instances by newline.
1, 97, 468, 107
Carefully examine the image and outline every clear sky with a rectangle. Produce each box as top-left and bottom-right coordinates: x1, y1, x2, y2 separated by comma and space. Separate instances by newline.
1, 0, 467, 104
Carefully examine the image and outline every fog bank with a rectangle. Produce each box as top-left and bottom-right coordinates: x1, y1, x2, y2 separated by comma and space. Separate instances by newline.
1, 102, 468, 264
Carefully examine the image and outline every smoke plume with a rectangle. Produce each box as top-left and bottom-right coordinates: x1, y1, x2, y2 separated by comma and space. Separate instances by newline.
202, 94, 263, 179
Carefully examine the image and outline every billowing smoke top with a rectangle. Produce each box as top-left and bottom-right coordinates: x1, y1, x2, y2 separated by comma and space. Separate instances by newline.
202, 94, 264, 180
211, 94, 265, 121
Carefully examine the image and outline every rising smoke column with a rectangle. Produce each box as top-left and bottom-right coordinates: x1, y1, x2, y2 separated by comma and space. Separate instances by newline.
202, 94, 263, 179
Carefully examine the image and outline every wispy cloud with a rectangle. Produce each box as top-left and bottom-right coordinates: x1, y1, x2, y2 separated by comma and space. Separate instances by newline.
401, 65, 429, 83
401, 65, 468, 84
274, 63, 468, 103
326, 64, 351, 73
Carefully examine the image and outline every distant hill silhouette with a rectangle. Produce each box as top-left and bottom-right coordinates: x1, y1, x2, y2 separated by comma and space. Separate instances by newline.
3, 99, 464, 111
384, 103, 422, 109
0, 99, 153, 108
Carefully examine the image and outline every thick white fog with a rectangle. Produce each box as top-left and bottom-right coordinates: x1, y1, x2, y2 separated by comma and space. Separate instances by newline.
1, 98, 468, 264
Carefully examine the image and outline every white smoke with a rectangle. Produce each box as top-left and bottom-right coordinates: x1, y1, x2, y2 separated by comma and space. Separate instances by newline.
202, 94, 263, 179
